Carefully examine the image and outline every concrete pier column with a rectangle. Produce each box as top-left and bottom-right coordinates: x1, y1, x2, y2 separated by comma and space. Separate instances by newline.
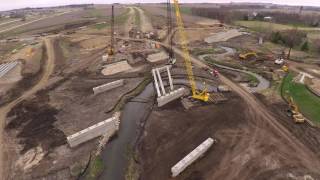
152, 69, 162, 97
167, 66, 174, 91
157, 69, 166, 95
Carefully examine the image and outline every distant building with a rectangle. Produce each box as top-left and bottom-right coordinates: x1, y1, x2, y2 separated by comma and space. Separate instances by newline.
252, 12, 258, 17
263, 16, 273, 21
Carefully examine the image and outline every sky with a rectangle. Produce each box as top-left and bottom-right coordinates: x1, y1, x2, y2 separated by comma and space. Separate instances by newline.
1, 0, 320, 11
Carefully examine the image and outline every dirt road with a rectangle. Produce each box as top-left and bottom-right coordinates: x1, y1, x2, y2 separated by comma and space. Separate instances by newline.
0, 37, 55, 180
134, 7, 153, 33
173, 45, 319, 164
0, 19, 21, 27
181, 48, 320, 178
124, 7, 135, 37
199, 54, 270, 92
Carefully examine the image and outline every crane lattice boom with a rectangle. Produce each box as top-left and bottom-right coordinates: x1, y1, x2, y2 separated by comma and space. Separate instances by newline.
172, 0, 209, 101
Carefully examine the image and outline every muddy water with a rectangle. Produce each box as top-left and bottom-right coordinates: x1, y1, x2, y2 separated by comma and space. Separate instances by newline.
98, 83, 155, 180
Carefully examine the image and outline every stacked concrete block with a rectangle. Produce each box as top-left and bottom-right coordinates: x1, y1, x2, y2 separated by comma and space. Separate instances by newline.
67, 114, 120, 148
93, 79, 124, 95
157, 87, 187, 107
171, 138, 216, 177
147, 51, 169, 63
102, 54, 109, 62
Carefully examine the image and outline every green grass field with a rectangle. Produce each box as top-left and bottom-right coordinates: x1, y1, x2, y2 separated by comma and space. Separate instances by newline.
236, 20, 320, 33
91, 8, 130, 30
179, 7, 192, 14
94, 23, 108, 30
281, 72, 320, 123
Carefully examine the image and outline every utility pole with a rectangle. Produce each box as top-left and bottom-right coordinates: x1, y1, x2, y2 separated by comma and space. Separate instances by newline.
108, 5, 115, 56
167, 0, 173, 59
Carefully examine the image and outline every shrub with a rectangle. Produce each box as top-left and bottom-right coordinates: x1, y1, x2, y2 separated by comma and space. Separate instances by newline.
270, 31, 283, 44
300, 41, 309, 51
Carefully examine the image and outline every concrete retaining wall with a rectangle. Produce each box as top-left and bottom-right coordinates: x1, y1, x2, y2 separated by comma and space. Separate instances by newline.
93, 79, 124, 95
157, 87, 186, 107
67, 114, 120, 148
171, 138, 215, 177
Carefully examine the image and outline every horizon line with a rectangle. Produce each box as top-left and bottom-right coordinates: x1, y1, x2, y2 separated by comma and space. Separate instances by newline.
1, 2, 320, 12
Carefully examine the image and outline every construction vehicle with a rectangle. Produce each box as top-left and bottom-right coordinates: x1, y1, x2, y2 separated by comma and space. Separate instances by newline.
173, 0, 209, 102
239, 52, 257, 60
282, 65, 289, 72
107, 5, 115, 56
211, 69, 219, 77
27, 48, 34, 57
275, 58, 285, 65
287, 96, 305, 123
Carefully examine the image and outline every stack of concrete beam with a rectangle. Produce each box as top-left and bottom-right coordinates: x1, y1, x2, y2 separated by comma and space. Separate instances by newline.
0, 61, 19, 78
101, 61, 133, 76
147, 51, 169, 63
93, 79, 124, 95
67, 113, 120, 148
171, 138, 216, 177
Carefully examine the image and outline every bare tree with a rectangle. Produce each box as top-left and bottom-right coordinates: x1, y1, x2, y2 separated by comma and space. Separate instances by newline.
281, 29, 306, 59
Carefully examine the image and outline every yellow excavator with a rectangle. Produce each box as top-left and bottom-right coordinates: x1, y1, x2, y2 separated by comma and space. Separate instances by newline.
173, 0, 209, 102
287, 96, 305, 123
239, 52, 257, 60
281, 65, 289, 72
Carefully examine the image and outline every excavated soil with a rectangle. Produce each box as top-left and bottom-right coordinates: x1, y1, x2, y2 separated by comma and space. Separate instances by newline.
138, 91, 320, 180
138, 94, 245, 180
6, 92, 66, 153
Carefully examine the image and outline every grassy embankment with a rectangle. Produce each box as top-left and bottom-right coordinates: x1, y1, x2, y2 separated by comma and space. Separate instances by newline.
281, 72, 320, 123
85, 156, 104, 180
191, 48, 222, 56
235, 20, 320, 34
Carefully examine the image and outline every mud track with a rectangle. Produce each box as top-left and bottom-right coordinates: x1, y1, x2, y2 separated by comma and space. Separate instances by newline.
0, 37, 55, 180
